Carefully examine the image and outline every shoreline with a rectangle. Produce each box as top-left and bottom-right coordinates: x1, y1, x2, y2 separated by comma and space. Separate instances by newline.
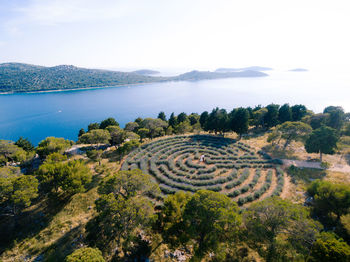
0, 74, 269, 95
0, 81, 164, 95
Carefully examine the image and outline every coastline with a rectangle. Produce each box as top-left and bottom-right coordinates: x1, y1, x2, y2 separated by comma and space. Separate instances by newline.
0, 72, 269, 95
0, 81, 163, 95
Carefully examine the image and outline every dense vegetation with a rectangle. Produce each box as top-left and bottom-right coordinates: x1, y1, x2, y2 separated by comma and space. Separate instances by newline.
0, 63, 267, 93
0, 63, 160, 93
0, 103, 350, 261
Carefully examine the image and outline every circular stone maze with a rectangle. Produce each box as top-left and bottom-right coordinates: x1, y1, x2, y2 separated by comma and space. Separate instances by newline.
121, 135, 285, 206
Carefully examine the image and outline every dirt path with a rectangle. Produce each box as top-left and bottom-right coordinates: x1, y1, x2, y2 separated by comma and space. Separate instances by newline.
282, 159, 350, 173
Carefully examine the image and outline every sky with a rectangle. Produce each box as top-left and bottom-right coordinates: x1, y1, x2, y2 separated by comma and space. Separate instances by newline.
0, 0, 350, 71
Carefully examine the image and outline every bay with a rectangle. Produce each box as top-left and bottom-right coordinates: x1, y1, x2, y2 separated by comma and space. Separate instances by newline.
0, 70, 349, 145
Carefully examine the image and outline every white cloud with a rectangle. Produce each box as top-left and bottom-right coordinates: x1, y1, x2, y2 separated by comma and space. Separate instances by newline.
11, 0, 133, 25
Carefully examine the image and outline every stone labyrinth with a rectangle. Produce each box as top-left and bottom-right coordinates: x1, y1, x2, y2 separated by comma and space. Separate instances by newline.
121, 135, 285, 205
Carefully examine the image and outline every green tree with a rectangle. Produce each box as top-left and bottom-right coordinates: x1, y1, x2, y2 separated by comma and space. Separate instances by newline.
78, 128, 86, 137
188, 113, 200, 126
124, 122, 139, 132
78, 130, 111, 144
125, 131, 140, 141
116, 140, 140, 157
105, 125, 121, 134
252, 107, 267, 128
324, 106, 345, 130
139, 118, 167, 139
15, 137, 34, 151
276, 121, 312, 149
343, 122, 350, 136
36, 137, 73, 158
100, 117, 119, 129
177, 112, 188, 123
309, 113, 328, 129
37, 159, 92, 195
137, 128, 150, 142
88, 122, 100, 131
0, 172, 38, 215
86, 149, 103, 165
98, 169, 160, 199
310, 232, 350, 262
291, 104, 307, 121
175, 120, 192, 134
305, 126, 339, 161
88, 169, 160, 256
45, 152, 67, 162
0, 140, 27, 164
278, 103, 292, 123
267, 130, 281, 145
158, 191, 192, 246
229, 107, 249, 138
65, 247, 105, 262
208, 108, 229, 134
307, 180, 350, 221
182, 190, 241, 260
10, 175, 39, 214
109, 129, 126, 146
264, 104, 280, 128
169, 112, 177, 128
157, 111, 167, 121
0, 175, 14, 204
244, 197, 321, 262
199, 111, 209, 131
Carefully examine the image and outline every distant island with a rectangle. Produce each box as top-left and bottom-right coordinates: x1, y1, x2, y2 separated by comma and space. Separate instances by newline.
0, 63, 268, 93
172, 70, 268, 81
215, 66, 273, 73
131, 69, 160, 75
289, 68, 308, 72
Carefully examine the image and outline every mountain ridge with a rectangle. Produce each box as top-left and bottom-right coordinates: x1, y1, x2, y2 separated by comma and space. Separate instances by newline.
0, 63, 268, 93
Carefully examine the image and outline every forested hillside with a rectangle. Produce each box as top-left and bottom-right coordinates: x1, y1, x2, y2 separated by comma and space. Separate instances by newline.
0, 63, 161, 92
0, 63, 268, 93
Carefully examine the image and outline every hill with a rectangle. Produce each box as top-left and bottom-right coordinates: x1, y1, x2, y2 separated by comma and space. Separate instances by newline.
131, 69, 160, 75
172, 70, 268, 81
0, 63, 163, 93
0, 63, 268, 93
215, 66, 273, 73
289, 68, 308, 72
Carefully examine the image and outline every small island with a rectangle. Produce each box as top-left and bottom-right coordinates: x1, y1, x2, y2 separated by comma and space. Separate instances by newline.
215, 66, 273, 73
131, 69, 160, 75
289, 68, 308, 72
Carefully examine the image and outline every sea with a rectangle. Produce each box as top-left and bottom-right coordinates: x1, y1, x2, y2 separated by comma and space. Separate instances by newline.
0, 69, 349, 145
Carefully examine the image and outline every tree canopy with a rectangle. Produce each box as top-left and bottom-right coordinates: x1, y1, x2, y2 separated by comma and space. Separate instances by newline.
305, 126, 339, 161
36, 158, 92, 196
99, 117, 119, 129
273, 121, 312, 148
244, 197, 321, 261
78, 129, 111, 144
65, 247, 105, 262
307, 180, 350, 221
0, 140, 27, 165
36, 137, 73, 158
180, 190, 241, 259
87, 169, 160, 258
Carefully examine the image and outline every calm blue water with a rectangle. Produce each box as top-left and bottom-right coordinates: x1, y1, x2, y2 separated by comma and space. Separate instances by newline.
1, 70, 349, 145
